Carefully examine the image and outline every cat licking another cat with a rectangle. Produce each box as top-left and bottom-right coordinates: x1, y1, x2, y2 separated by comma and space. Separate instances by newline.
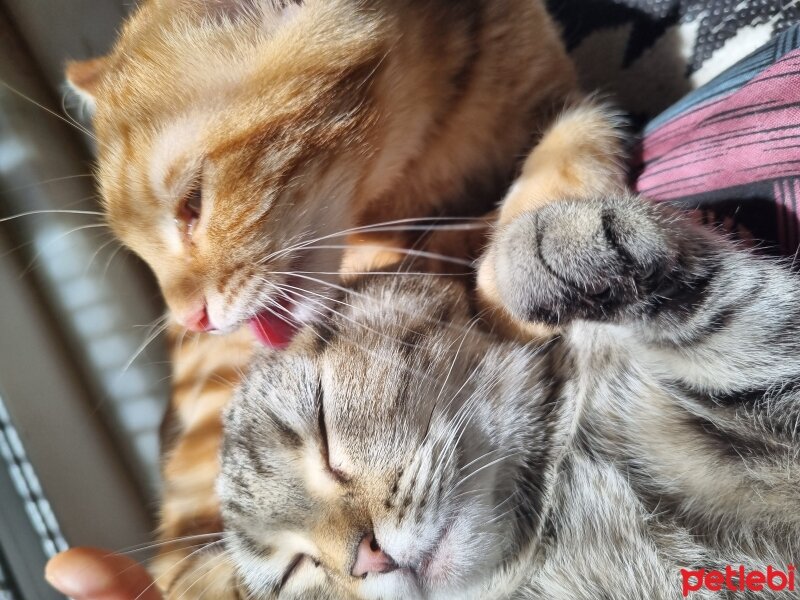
52, 0, 800, 599
65, 0, 619, 346
61, 0, 622, 593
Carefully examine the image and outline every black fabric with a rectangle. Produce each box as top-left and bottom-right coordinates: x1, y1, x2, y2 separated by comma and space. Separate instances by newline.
547, 1, 798, 120
550, 0, 797, 73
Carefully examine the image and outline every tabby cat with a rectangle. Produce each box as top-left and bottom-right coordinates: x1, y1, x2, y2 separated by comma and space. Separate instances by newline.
214, 191, 800, 599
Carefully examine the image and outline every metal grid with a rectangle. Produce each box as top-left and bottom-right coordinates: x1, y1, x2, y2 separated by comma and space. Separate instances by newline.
0, 542, 20, 600
0, 394, 68, 559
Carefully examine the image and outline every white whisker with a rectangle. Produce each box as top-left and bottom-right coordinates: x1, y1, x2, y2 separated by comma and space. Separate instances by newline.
0, 79, 98, 141
0, 209, 104, 223
132, 539, 226, 600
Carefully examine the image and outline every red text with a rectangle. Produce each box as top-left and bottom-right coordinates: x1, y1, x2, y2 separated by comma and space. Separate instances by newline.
681, 565, 795, 596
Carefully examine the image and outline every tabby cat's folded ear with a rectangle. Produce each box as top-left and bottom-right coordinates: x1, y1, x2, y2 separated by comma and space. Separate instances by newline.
65, 56, 109, 111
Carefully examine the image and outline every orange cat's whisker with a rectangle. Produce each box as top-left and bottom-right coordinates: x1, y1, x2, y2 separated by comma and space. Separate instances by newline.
274, 270, 462, 277
281, 271, 486, 343
132, 312, 171, 334
279, 286, 387, 339
0, 173, 95, 195
0, 215, 102, 262
121, 317, 172, 375
0, 79, 99, 142
262, 217, 487, 264
20, 223, 111, 277
84, 236, 123, 275
274, 293, 431, 373
60, 88, 97, 142
269, 280, 445, 368
262, 279, 409, 359
0, 209, 104, 223
268, 279, 351, 311
102, 242, 130, 278
274, 244, 473, 268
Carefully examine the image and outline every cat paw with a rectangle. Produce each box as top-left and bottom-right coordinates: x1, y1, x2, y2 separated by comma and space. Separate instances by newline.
481, 195, 676, 326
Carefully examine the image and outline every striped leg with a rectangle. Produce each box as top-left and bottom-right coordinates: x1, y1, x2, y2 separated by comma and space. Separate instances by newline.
477, 100, 628, 340
489, 192, 800, 529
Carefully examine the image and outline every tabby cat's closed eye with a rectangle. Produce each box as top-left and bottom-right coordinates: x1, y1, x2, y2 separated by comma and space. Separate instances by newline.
280, 554, 318, 592
317, 392, 349, 485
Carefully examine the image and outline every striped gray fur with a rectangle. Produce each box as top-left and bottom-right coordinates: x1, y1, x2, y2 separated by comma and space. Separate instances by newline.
218, 194, 800, 599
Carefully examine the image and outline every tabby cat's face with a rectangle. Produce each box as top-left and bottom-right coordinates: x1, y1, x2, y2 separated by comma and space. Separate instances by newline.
67, 0, 385, 345
219, 276, 543, 599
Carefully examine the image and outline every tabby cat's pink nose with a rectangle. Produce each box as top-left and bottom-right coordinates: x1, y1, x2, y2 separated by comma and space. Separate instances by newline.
351, 534, 397, 578
180, 305, 212, 332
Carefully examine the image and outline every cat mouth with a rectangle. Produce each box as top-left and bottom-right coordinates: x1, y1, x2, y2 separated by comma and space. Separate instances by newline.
248, 262, 304, 348
247, 251, 336, 349
249, 298, 299, 349
247, 258, 318, 348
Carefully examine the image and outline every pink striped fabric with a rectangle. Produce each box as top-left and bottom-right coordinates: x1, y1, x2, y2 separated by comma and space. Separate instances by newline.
638, 50, 800, 200
635, 26, 800, 255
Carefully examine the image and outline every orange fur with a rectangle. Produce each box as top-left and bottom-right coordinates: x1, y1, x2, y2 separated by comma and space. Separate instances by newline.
150, 325, 253, 592
67, 0, 576, 331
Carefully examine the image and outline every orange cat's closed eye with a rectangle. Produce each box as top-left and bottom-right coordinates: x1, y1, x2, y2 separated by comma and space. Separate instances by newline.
176, 183, 202, 240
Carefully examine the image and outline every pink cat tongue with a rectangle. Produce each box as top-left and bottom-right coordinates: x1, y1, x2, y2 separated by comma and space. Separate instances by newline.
249, 310, 298, 349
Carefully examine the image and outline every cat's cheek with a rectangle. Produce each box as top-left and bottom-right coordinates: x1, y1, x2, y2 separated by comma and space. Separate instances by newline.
423, 504, 501, 591
358, 570, 423, 600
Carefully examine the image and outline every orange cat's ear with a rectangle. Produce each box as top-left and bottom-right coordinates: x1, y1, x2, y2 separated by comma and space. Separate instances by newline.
65, 57, 109, 110
198, 0, 304, 21
210, 0, 304, 10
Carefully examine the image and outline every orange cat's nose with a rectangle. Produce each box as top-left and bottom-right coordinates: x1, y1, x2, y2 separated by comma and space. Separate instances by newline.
351, 533, 398, 578
179, 305, 213, 332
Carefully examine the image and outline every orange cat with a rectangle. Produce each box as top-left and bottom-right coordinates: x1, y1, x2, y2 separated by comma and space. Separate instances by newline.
66, 0, 580, 347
